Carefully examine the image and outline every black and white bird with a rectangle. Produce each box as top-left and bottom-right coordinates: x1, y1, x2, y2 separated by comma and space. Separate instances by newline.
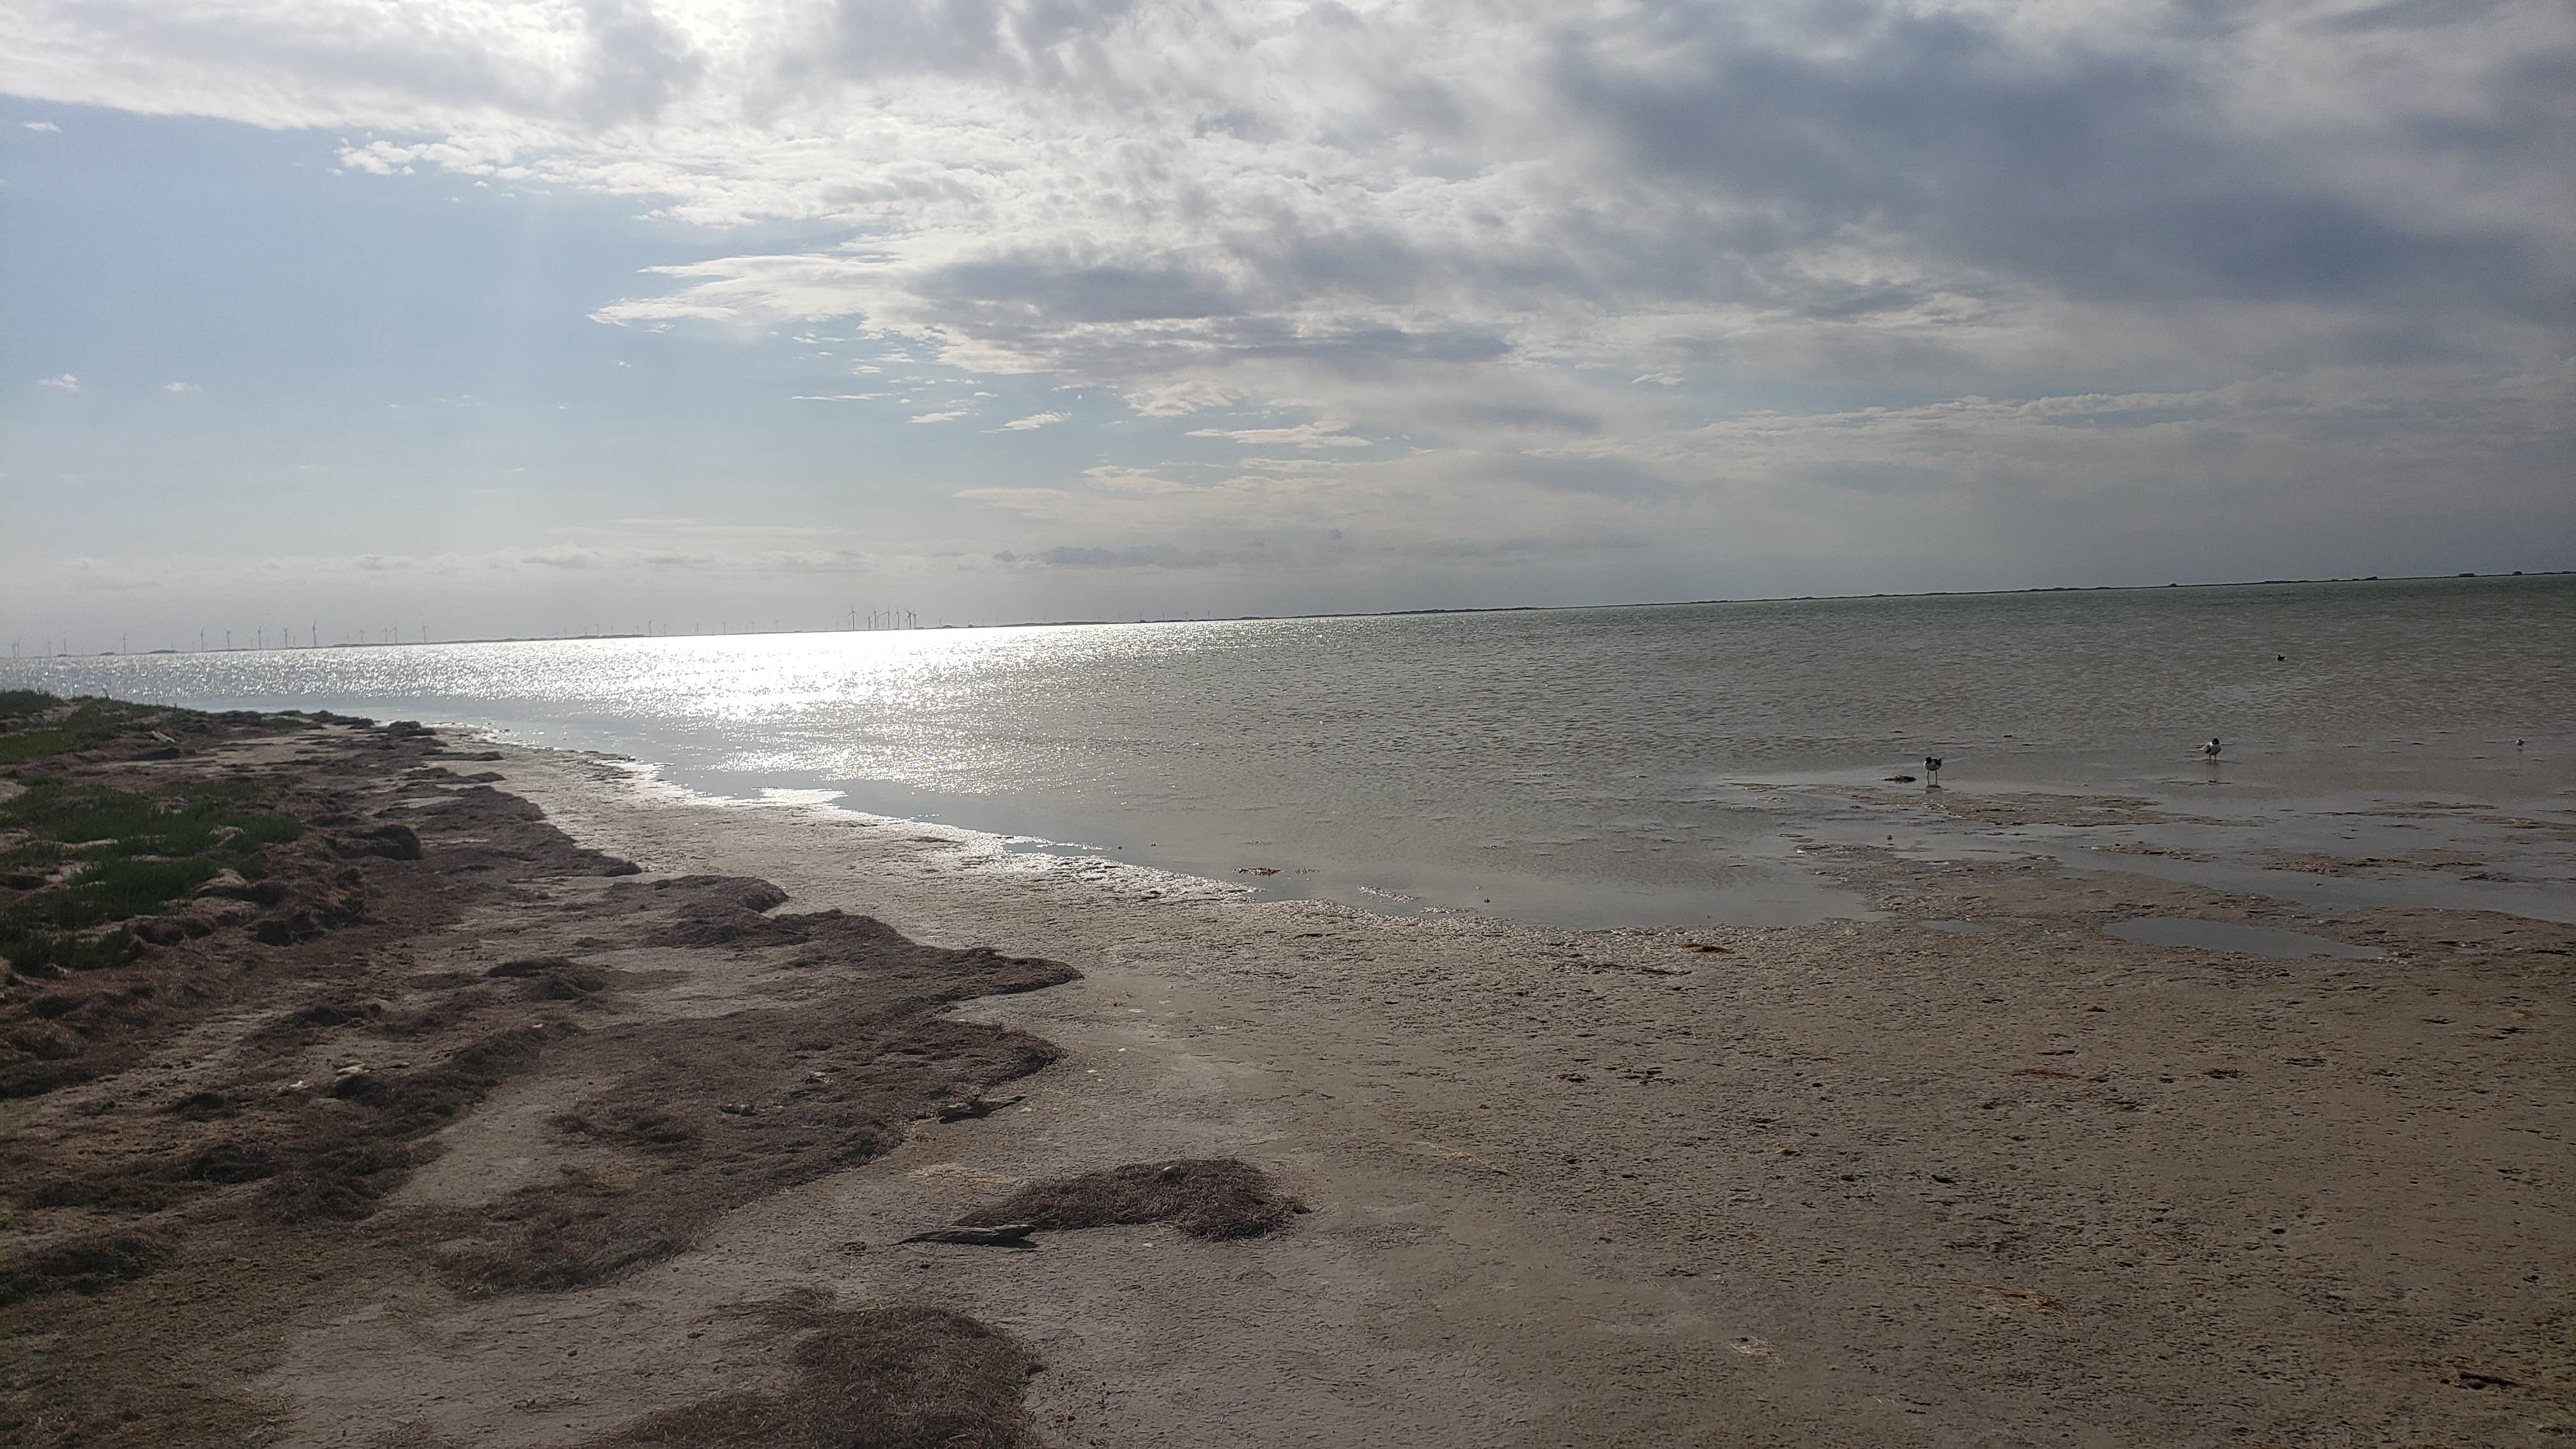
1924, 755, 1943, 785
2201, 738, 2222, 759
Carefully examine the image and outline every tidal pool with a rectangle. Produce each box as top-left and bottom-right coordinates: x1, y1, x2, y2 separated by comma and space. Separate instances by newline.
2105, 916, 2383, 959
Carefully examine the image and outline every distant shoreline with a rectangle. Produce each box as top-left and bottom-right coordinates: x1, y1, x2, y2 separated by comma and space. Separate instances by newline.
6, 567, 2568, 659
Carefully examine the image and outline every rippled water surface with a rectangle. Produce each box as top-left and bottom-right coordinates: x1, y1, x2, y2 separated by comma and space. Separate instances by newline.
8, 576, 2570, 927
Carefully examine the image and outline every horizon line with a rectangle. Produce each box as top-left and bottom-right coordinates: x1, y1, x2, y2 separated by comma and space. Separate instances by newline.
1, 567, 2566, 660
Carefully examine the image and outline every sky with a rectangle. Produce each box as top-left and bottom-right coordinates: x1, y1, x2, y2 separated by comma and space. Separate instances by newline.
2, 0, 2570, 649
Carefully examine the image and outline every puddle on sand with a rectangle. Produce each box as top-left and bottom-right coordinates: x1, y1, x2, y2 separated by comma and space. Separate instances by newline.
2105, 917, 2383, 960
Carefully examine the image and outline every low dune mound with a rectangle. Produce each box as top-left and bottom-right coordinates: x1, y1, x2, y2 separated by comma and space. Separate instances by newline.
962, 1157, 1304, 1241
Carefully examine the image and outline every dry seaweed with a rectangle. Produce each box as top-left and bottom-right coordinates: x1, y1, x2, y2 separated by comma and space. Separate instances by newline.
592, 1302, 1041, 1449
0, 1232, 174, 1308
960, 1157, 1304, 1240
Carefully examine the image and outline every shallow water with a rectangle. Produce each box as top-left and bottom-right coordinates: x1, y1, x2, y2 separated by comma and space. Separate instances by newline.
8, 575, 2571, 928
2104, 917, 2384, 959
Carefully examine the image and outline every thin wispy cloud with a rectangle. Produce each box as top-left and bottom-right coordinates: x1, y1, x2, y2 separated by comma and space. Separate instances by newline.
1186, 423, 1370, 450
995, 411, 1065, 431
35, 373, 77, 390
20, 119, 59, 132
161, 381, 198, 393
908, 408, 969, 424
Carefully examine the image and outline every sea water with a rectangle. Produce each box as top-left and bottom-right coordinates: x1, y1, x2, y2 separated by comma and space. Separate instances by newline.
8, 576, 2570, 928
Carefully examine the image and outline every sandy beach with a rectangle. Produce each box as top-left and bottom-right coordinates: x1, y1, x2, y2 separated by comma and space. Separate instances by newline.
13, 0, 2570, 1435
3, 703, 2568, 1446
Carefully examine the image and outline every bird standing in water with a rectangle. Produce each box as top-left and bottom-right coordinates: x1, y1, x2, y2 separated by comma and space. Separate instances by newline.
1924, 756, 1943, 786
2201, 738, 2222, 759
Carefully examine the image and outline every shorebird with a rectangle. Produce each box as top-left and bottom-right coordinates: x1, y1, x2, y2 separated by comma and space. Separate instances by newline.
2201, 738, 2222, 759
1924, 756, 1943, 785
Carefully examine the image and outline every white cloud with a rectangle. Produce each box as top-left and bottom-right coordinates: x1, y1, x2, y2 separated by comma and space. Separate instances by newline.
1187, 422, 1370, 449
1123, 379, 1245, 417
0, 0, 2566, 586
161, 380, 199, 392
791, 392, 884, 401
1083, 466, 1192, 494
995, 411, 1065, 431
36, 373, 77, 390
1233, 456, 1366, 475
14, 0, 2554, 390
21, 120, 59, 132
954, 486, 1075, 516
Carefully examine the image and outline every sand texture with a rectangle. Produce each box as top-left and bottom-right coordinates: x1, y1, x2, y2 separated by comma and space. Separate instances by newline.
2, 709, 2568, 1447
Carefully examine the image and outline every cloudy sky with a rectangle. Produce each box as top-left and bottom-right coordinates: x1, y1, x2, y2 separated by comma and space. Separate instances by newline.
3, 0, 2569, 647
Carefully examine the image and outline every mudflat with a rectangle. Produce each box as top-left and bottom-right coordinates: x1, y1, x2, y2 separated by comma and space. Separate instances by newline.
2, 700, 2568, 1446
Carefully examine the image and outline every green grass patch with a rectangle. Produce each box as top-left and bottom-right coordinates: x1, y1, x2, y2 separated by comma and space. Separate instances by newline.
0, 839, 66, 875
0, 776, 305, 971
9, 858, 222, 933
0, 696, 187, 766
0, 928, 139, 974
0, 779, 301, 858
0, 690, 63, 726
1, 781, 172, 844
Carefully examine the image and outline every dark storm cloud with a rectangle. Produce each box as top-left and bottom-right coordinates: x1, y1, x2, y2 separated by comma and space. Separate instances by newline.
1550, 4, 2565, 318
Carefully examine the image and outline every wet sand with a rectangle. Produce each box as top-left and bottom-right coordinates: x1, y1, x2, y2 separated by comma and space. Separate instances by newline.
493, 746, 2573, 1446
4, 714, 2570, 1446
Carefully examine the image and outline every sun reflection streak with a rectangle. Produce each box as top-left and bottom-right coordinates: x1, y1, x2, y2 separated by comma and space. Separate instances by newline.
6, 624, 1242, 794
